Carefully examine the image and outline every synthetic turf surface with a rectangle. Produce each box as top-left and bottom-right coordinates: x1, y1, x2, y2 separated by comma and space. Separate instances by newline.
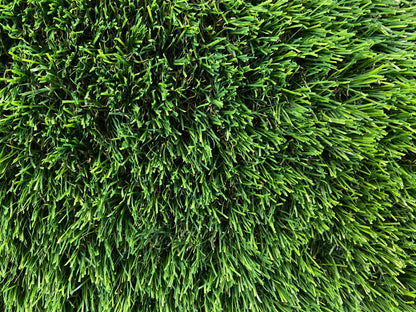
1, 0, 416, 311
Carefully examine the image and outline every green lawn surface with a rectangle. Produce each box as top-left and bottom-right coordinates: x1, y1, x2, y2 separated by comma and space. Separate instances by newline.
1, 0, 416, 311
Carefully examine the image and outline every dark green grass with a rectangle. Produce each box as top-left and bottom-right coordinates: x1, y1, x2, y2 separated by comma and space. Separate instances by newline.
1, 0, 416, 311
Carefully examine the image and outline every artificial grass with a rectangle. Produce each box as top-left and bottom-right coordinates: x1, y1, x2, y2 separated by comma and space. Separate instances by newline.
1, 0, 416, 311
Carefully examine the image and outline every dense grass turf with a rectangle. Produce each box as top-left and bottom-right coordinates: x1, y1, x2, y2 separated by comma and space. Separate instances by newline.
1, 0, 416, 311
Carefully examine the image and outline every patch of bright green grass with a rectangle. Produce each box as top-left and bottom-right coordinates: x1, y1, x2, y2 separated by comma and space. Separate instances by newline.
1, 0, 416, 311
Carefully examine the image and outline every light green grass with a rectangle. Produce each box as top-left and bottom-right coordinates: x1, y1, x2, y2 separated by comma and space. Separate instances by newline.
1, 0, 416, 311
